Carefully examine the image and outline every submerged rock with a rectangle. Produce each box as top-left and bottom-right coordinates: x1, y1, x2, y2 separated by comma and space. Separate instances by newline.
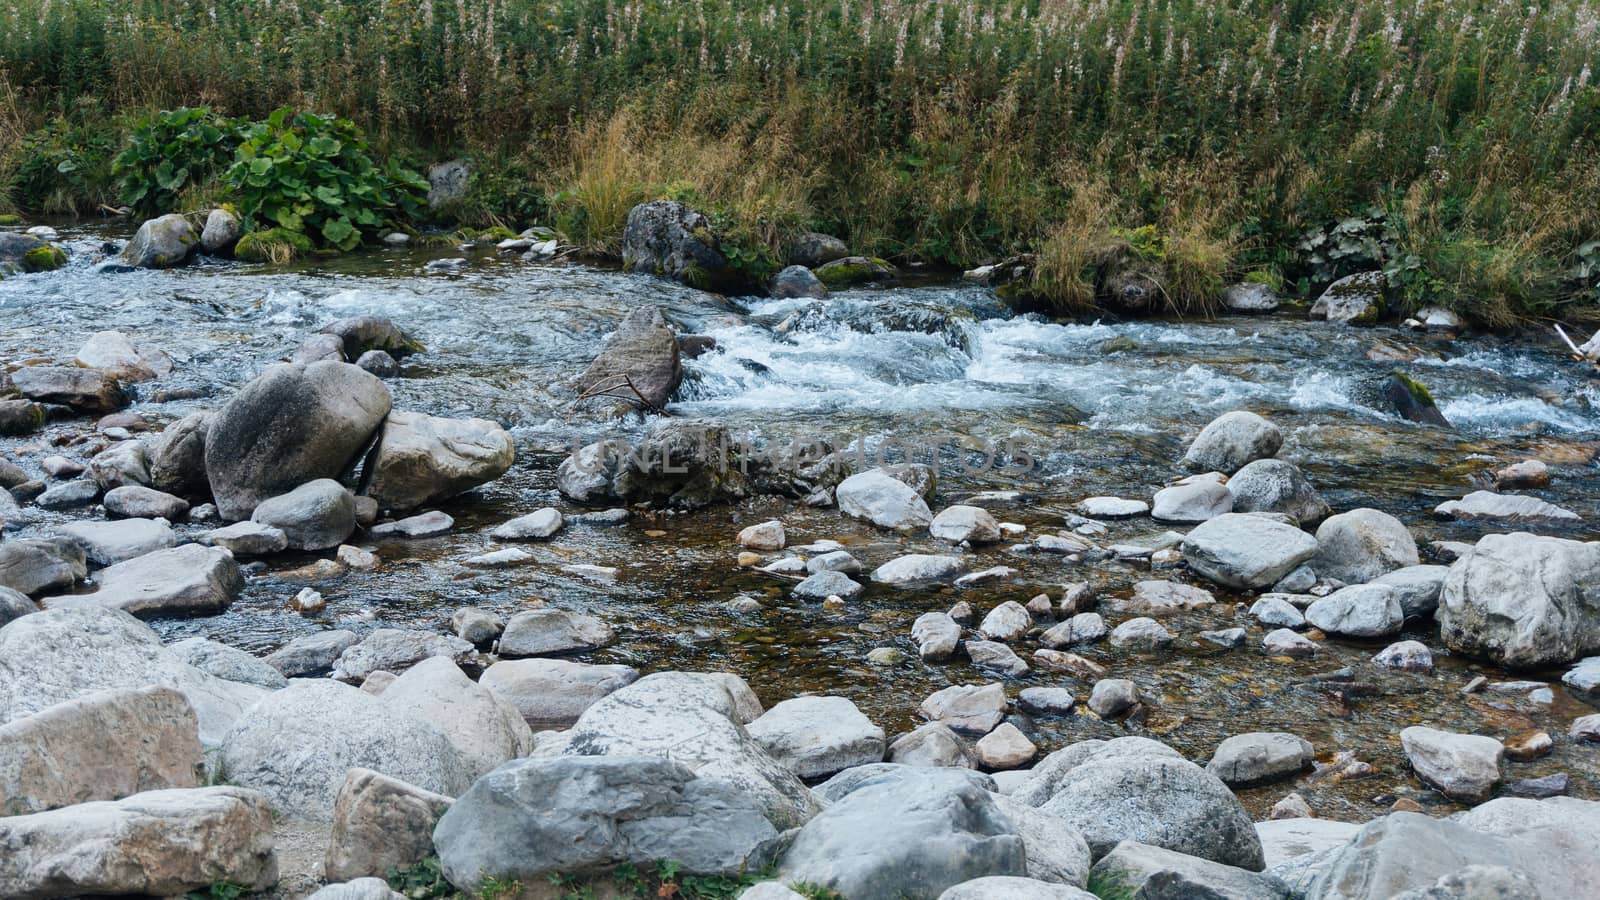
1380, 371, 1450, 427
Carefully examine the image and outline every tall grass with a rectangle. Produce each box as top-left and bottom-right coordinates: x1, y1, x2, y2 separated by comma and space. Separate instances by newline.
1, 0, 1597, 320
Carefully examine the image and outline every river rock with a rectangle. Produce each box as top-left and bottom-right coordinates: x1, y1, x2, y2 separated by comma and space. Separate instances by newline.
1076, 496, 1149, 518
0, 606, 266, 748
1117, 580, 1215, 614
1228, 459, 1329, 523
1304, 584, 1405, 637
873, 553, 967, 584
889, 722, 976, 768
778, 766, 1025, 897
1250, 596, 1305, 629
1310, 270, 1385, 324
974, 723, 1036, 770
771, 264, 827, 298
621, 200, 735, 289
1151, 473, 1234, 523
355, 350, 399, 377
35, 478, 100, 509
792, 569, 862, 601
324, 769, 452, 882
47, 543, 241, 617
789, 232, 848, 267
203, 520, 288, 556
1494, 460, 1551, 490
838, 467, 934, 530
1223, 282, 1280, 313
1435, 490, 1580, 523
498, 608, 615, 657
1374, 640, 1434, 671
198, 207, 240, 255
74, 331, 173, 383
0, 587, 36, 626
448, 607, 502, 645
1372, 564, 1448, 618
1438, 533, 1600, 668
1088, 679, 1140, 718
806, 549, 861, 574
0, 786, 277, 898
1089, 841, 1288, 900
1207, 732, 1314, 786
932, 504, 1003, 543
1109, 617, 1173, 652
576, 305, 684, 411
206, 361, 391, 520
378, 657, 533, 779
1400, 726, 1503, 803
435, 755, 780, 891
0, 398, 45, 435
88, 440, 150, 491
1037, 741, 1265, 869
1262, 628, 1320, 658
966, 640, 1030, 676
249, 479, 355, 550
219, 679, 474, 821
371, 510, 453, 538
168, 638, 287, 690
0, 685, 202, 816
738, 519, 786, 550
560, 672, 818, 828
145, 412, 210, 497
1182, 514, 1319, 590
264, 630, 359, 677
55, 517, 175, 565
1563, 656, 1600, 701
1312, 508, 1419, 584
490, 508, 563, 541
914, 611, 963, 660
331, 629, 475, 681
940, 877, 1095, 899
1041, 612, 1108, 648
921, 683, 1008, 736
479, 658, 638, 729
0, 539, 87, 596
11, 366, 127, 413
1182, 411, 1281, 474
980, 600, 1032, 641
120, 213, 197, 268
363, 410, 514, 511
102, 484, 188, 520
748, 696, 886, 779
1380, 371, 1451, 426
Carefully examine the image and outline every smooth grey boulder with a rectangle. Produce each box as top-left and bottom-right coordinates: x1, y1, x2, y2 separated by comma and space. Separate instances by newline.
0, 685, 202, 816
307, 879, 406, 900
1373, 564, 1448, 618
1109, 618, 1173, 653
931, 504, 1003, 543
1088, 841, 1289, 900
1181, 514, 1319, 591
202, 520, 288, 556
251, 479, 356, 551
913, 611, 963, 660
778, 766, 1027, 899
0, 606, 266, 749
1255, 817, 1359, 870
434, 755, 780, 891
54, 517, 175, 566
1088, 680, 1140, 718
74, 331, 173, 382
560, 672, 817, 829
498, 608, 615, 657
771, 264, 828, 299
1040, 612, 1108, 648
1311, 508, 1419, 585
491, 507, 564, 541
1037, 743, 1265, 869
980, 600, 1033, 641
264, 629, 359, 677
920, 683, 1009, 736
35, 478, 102, 509
87, 440, 150, 490
990, 793, 1094, 887
1181, 411, 1281, 474
940, 877, 1096, 900
1400, 726, 1503, 803
1374, 640, 1434, 671
331, 628, 476, 681
1151, 475, 1234, 524
11, 366, 127, 413
1223, 282, 1280, 313
789, 232, 848, 267
1304, 584, 1405, 637
576, 305, 684, 411
378, 657, 533, 779
46, 543, 242, 618
1115, 580, 1216, 614
1227, 459, 1330, 523
838, 468, 934, 531
478, 658, 640, 729
0, 786, 277, 898
325, 769, 452, 883
1008, 738, 1182, 809
363, 410, 515, 511
1435, 490, 1580, 523
0, 587, 36, 626
120, 213, 197, 268
812, 763, 994, 803
1250, 596, 1305, 629
873, 553, 967, 584
218, 679, 475, 822
1439, 532, 1600, 668
1389, 866, 1540, 900
747, 696, 886, 779
889, 722, 977, 768
1206, 733, 1314, 786
200, 208, 241, 255
168, 638, 288, 690
205, 361, 391, 520
793, 569, 862, 600
0, 539, 87, 596
1564, 656, 1600, 702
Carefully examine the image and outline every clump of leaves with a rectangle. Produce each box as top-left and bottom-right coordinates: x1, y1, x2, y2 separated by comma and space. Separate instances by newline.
183, 883, 245, 900
1295, 207, 1402, 290
8, 117, 116, 214
113, 107, 248, 217
225, 107, 428, 253
387, 857, 458, 899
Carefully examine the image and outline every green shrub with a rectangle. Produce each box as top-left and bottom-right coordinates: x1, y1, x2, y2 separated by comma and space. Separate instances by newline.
1295, 208, 1402, 290
7, 116, 115, 214
113, 106, 248, 217
225, 107, 427, 252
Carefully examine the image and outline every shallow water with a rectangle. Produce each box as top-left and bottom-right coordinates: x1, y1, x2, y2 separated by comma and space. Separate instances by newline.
4, 223, 1599, 820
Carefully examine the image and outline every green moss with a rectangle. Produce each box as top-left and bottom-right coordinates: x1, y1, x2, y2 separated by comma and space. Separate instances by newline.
815, 257, 892, 288
1349, 302, 1382, 325
1100, 335, 1139, 353
21, 244, 66, 272
458, 225, 518, 242
1389, 369, 1435, 405
0, 214, 20, 225
1086, 869, 1139, 900
235, 227, 313, 263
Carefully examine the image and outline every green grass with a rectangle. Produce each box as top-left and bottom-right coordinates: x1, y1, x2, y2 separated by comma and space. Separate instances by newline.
1, 0, 1597, 323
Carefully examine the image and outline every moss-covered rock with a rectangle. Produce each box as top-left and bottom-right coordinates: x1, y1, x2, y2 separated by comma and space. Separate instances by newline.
0, 214, 21, 226
21, 244, 66, 272
1379, 370, 1450, 427
814, 256, 897, 288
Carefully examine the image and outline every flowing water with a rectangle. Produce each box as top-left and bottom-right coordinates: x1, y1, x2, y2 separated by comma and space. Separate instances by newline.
4, 224, 1599, 820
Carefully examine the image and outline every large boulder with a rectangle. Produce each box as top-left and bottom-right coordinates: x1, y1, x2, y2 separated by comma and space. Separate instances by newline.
1311, 508, 1419, 584
217, 679, 476, 822
0, 231, 65, 274
1372, 565, 1448, 618
0, 539, 87, 596
362, 410, 514, 511
1206, 733, 1314, 787
147, 412, 211, 497
0, 686, 203, 816
377, 657, 533, 780
1399, 726, 1503, 803
331, 628, 476, 681
434, 755, 782, 891
205, 361, 391, 520
1034, 740, 1265, 870
1088, 842, 1288, 900
576, 306, 684, 411
325, 768, 452, 883
55, 518, 176, 566
1181, 514, 1319, 591
1309, 271, 1386, 325
168, 638, 288, 691
837, 467, 934, 530
770, 265, 828, 299
561, 672, 820, 829
1151, 474, 1234, 524
497, 608, 615, 658
0, 786, 278, 898
478, 658, 639, 729
119, 213, 198, 268
10, 366, 127, 413
200, 207, 241, 255
0, 606, 267, 748
747, 696, 886, 779
621, 200, 734, 289
45, 543, 242, 617
1181, 411, 1281, 474
1438, 533, 1600, 668
779, 766, 1026, 898
251, 479, 356, 551
1227, 459, 1330, 524
789, 232, 848, 268
1304, 584, 1405, 637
